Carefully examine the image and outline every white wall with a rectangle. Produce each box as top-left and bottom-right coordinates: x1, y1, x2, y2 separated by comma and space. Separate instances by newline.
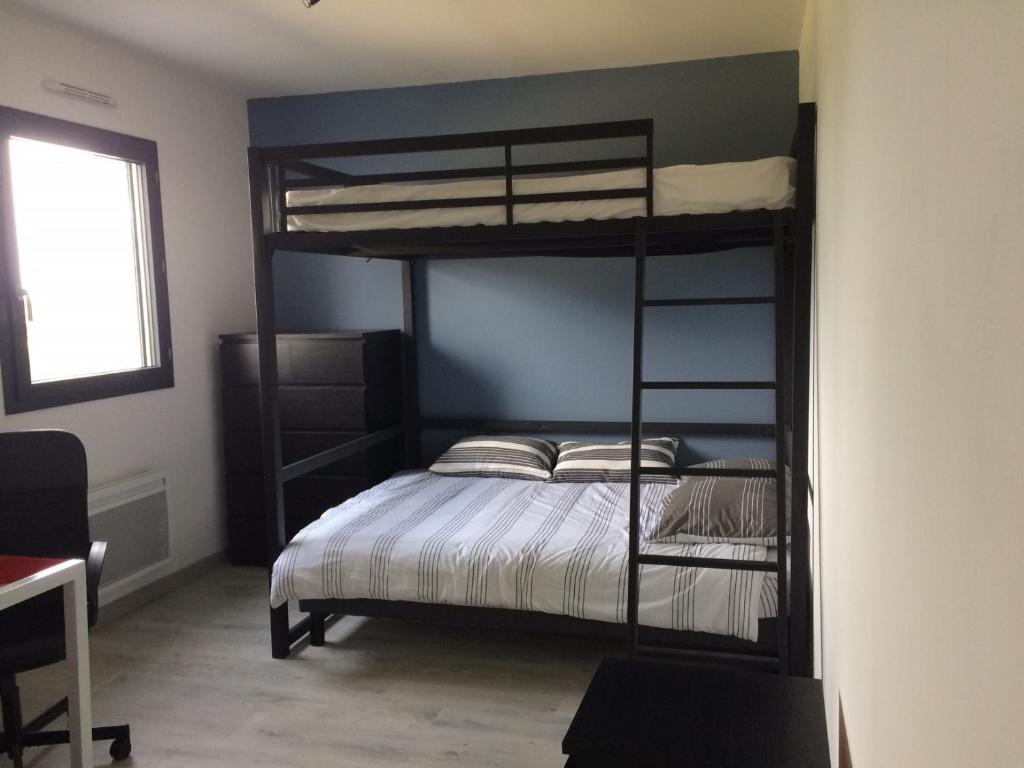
812, 1, 1024, 765
0, 8, 254, 584
797, 0, 816, 103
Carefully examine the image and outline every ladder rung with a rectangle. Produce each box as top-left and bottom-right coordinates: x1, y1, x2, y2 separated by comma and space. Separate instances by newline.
641, 380, 776, 390
643, 296, 775, 307
637, 554, 776, 572
679, 467, 777, 478
630, 467, 677, 477
635, 644, 779, 668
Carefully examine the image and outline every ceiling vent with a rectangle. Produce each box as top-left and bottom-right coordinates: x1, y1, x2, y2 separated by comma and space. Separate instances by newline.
42, 79, 117, 108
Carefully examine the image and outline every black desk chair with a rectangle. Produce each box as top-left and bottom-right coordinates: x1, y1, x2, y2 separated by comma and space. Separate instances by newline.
0, 430, 131, 767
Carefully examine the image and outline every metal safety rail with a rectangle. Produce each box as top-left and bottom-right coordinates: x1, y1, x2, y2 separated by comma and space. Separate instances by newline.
268, 119, 655, 232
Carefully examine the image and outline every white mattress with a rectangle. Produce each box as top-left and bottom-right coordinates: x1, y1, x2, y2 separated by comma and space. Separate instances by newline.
270, 471, 779, 642
286, 156, 796, 233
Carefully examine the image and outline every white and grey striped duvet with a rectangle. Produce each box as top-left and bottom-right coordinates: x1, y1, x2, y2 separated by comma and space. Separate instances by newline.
270, 471, 779, 642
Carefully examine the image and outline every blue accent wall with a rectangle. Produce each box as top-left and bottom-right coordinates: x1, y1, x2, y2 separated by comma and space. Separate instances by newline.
248, 53, 798, 462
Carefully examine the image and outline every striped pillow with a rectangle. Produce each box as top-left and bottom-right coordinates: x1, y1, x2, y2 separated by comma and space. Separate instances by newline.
429, 436, 557, 481
550, 438, 679, 483
653, 458, 791, 544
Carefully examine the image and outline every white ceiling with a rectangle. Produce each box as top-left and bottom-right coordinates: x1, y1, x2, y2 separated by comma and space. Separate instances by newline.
6, 0, 807, 98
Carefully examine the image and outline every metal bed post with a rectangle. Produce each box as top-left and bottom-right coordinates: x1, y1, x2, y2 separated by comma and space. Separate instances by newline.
401, 258, 421, 468
248, 148, 291, 660
626, 221, 647, 665
644, 124, 654, 216
787, 103, 817, 676
503, 144, 514, 226
772, 214, 790, 675
626, 122, 654, 665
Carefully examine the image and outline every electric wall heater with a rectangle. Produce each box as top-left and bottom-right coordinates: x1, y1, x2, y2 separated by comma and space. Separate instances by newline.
88, 471, 171, 602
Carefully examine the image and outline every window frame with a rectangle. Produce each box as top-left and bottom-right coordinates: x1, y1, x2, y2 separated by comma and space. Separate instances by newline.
0, 105, 173, 414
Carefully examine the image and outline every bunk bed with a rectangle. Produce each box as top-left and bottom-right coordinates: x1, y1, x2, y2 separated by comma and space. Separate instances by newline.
247, 105, 816, 675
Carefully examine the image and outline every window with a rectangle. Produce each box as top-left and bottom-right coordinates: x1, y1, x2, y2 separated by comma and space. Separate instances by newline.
0, 106, 173, 413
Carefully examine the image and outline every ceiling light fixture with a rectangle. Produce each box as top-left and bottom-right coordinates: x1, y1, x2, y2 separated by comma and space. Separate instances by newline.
301, 0, 321, 7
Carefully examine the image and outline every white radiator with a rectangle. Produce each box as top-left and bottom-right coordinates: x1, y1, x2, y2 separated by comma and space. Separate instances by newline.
88, 471, 171, 604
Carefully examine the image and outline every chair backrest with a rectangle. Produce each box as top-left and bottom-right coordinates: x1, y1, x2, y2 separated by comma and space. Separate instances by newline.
0, 430, 90, 647
0, 430, 90, 559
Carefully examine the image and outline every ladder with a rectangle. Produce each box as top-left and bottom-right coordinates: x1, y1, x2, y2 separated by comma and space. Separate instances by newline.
625, 218, 791, 674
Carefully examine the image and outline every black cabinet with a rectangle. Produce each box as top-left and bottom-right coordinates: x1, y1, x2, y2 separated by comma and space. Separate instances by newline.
220, 331, 404, 565
562, 658, 830, 767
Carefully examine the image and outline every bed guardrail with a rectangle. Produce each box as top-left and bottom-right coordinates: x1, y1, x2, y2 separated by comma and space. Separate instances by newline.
261, 119, 655, 230
420, 417, 776, 437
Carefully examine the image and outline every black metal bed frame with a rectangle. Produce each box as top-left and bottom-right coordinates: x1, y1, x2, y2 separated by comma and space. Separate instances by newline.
247, 105, 817, 675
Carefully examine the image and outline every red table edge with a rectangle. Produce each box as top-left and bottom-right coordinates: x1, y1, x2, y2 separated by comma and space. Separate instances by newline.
0, 555, 73, 587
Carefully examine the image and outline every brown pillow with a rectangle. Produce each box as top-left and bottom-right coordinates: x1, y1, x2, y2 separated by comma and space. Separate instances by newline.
652, 458, 790, 545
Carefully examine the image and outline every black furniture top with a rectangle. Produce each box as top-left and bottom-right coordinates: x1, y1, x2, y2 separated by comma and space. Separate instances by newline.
563, 658, 830, 767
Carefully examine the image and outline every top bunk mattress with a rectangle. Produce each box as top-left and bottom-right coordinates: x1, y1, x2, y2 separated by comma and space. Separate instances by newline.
285, 156, 796, 233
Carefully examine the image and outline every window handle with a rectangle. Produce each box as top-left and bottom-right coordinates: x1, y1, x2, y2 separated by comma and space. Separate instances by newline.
17, 288, 32, 322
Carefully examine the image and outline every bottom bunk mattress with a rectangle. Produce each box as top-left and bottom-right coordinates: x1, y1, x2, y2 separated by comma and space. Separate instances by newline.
270, 470, 779, 642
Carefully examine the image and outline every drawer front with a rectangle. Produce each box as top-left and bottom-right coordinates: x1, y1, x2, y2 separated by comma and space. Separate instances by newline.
286, 340, 364, 384
227, 516, 266, 566
220, 342, 262, 387
284, 476, 373, 531
227, 475, 372, 534
220, 338, 365, 386
223, 386, 368, 431
225, 475, 267, 520
224, 431, 370, 475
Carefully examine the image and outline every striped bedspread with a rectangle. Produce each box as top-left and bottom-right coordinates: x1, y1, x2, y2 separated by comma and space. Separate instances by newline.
270, 471, 778, 641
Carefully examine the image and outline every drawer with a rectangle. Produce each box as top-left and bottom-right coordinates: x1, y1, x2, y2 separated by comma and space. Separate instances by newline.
220, 341, 262, 387
224, 430, 371, 475
287, 340, 364, 384
220, 338, 365, 386
223, 386, 370, 431
285, 476, 372, 531
227, 474, 372, 565
226, 474, 372, 524
227, 517, 266, 566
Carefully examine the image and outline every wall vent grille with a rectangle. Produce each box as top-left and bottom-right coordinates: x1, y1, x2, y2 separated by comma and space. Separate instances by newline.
42, 78, 117, 108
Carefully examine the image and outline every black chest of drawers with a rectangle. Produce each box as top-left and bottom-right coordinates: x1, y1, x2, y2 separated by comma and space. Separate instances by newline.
562, 658, 830, 767
219, 331, 404, 565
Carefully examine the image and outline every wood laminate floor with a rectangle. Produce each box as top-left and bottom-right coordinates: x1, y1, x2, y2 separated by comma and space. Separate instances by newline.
6, 565, 615, 768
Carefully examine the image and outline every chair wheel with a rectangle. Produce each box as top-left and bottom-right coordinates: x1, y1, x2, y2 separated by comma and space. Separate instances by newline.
110, 735, 132, 760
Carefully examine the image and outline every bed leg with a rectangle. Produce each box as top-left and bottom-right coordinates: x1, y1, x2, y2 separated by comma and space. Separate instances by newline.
309, 612, 326, 646
307, 614, 327, 651
270, 604, 291, 659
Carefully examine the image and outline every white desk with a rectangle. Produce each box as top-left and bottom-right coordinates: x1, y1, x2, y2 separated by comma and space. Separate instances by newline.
0, 556, 92, 768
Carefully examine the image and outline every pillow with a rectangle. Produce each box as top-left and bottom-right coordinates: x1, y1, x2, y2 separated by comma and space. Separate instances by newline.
549, 438, 678, 483
428, 435, 557, 481
652, 458, 791, 545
